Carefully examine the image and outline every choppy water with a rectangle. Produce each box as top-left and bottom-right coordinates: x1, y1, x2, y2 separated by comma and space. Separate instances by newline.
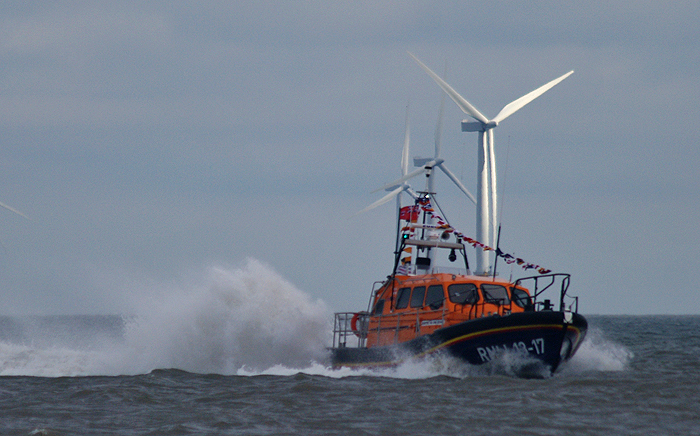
1, 261, 699, 435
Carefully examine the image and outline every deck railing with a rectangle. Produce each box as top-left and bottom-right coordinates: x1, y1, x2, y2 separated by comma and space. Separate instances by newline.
332, 312, 367, 349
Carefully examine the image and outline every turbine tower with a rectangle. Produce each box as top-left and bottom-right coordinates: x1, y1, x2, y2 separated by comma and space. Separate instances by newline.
409, 53, 573, 275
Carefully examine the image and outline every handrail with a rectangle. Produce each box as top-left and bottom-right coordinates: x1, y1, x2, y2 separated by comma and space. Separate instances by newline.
514, 273, 579, 313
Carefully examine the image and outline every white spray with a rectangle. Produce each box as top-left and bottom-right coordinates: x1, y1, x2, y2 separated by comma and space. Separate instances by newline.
0, 259, 332, 376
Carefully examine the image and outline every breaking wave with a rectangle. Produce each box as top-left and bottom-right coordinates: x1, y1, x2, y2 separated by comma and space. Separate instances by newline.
0, 259, 331, 377
116, 259, 331, 375
560, 327, 633, 374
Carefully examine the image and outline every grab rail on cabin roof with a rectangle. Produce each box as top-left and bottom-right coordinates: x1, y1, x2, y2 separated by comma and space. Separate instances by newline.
514, 273, 580, 313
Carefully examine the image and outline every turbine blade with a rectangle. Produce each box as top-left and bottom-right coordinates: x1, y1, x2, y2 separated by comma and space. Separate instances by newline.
402, 104, 410, 176
437, 164, 477, 205
357, 186, 403, 215
492, 70, 574, 124
408, 52, 488, 124
0, 201, 30, 220
434, 85, 445, 158
372, 166, 427, 193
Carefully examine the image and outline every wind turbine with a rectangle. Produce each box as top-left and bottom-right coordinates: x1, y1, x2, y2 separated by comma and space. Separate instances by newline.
361, 99, 476, 272
375, 102, 477, 205
408, 52, 573, 275
367, 96, 478, 270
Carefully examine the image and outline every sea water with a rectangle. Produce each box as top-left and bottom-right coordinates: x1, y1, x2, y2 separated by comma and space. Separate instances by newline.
1, 259, 698, 435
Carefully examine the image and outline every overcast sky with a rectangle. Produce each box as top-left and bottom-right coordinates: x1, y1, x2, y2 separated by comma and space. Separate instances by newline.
1, 1, 699, 315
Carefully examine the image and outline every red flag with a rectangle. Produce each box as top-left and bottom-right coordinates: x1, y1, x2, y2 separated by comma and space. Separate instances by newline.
399, 205, 419, 221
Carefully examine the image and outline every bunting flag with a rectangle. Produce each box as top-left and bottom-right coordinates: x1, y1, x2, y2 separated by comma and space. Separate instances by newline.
408, 198, 552, 275
396, 264, 411, 275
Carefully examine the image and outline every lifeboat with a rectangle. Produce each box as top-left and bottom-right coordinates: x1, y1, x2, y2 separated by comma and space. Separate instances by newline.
331, 196, 586, 376
330, 54, 586, 376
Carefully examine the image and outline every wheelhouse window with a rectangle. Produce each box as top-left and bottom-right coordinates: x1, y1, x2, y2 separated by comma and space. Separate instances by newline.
395, 287, 411, 309
448, 283, 479, 305
481, 284, 510, 305
410, 286, 426, 308
373, 299, 385, 315
425, 285, 444, 310
511, 288, 533, 309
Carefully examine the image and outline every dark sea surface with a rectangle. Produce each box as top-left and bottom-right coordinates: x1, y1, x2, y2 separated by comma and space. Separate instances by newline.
1, 314, 699, 435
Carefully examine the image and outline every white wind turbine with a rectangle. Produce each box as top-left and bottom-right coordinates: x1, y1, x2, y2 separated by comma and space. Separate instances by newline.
361, 101, 476, 266
408, 52, 573, 275
374, 100, 477, 206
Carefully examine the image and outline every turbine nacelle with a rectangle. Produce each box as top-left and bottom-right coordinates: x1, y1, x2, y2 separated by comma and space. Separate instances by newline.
461, 121, 483, 132
461, 120, 498, 132
413, 157, 444, 167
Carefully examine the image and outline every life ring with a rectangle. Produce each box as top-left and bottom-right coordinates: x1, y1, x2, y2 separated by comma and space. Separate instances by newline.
350, 312, 368, 337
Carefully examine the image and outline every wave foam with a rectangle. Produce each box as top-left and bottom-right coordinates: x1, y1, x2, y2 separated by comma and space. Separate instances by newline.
561, 327, 633, 373
115, 259, 332, 375
1, 259, 331, 377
